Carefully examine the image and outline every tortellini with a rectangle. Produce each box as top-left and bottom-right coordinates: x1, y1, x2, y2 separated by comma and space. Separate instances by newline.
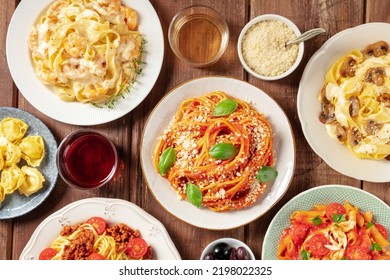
0, 117, 46, 204
19, 135, 45, 167
18, 166, 45, 197
0, 117, 28, 143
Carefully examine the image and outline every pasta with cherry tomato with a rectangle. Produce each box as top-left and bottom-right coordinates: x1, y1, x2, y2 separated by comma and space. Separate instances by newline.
38, 217, 153, 260
277, 201, 390, 260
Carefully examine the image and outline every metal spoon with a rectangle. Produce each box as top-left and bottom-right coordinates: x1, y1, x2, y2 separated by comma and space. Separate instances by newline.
285, 27, 326, 47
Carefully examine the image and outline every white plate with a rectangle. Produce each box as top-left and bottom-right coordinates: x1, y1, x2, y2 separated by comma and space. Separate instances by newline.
297, 23, 390, 182
141, 76, 295, 230
0, 107, 58, 219
6, 0, 164, 126
262, 184, 390, 260
20, 198, 181, 260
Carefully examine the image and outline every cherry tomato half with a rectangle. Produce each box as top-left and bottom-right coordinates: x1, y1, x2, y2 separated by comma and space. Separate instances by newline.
86, 217, 107, 235
38, 248, 58, 260
87, 253, 105, 260
375, 223, 389, 240
292, 224, 310, 246
345, 246, 371, 260
126, 238, 148, 259
305, 234, 330, 257
325, 203, 346, 220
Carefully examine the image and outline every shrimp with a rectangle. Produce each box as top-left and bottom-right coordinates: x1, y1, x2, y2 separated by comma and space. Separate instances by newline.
46, 0, 68, 23
63, 32, 87, 58
120, 6, 138, 30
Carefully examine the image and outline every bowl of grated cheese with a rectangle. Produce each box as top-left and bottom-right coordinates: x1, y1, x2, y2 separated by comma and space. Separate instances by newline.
237, 14, 304, 81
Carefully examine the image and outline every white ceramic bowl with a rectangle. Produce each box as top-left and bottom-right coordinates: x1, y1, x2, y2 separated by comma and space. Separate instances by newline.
237, 14, 304, 81
200, 238, 256, 260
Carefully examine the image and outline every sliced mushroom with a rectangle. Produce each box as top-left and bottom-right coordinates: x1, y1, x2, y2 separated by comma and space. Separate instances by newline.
319, 104, 335, 124
334, 122, 347, 142
362, 41, 389, 57
348, 128, 363, 146
339, 56, 356, 78
349, 96, 360, 117
378, 93, 390, 107
365, 120, 382, 135
365, 67, 385, 86
319, 86, 336, 124
385, 154, 390, 161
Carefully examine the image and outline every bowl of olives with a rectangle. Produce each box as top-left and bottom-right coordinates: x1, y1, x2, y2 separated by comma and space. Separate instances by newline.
200, 238, 255, 260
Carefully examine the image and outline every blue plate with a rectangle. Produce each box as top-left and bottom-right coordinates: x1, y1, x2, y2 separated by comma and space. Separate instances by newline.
0, 107, 58, 219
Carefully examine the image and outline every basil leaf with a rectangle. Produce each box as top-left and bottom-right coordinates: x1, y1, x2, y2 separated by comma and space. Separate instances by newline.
186, 183, 202, 208
300, 250, 310, 260
370, 242, 382, 251
366, 222, 374, 228
312, 215, 322, 226
256, 166, 278, 183
332, 214, 346, 223
212, 99, 238, 116
209, 143, 238, 160
158, 147, 176, 176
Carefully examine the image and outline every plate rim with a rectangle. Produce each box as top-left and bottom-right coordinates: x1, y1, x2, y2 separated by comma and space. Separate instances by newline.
6, 0, 164, 126
261, 184, 390, 260
140, 75, 296, 230
0, 107, 58, 219
297, 22, 390, 182
19, 197, 182, 260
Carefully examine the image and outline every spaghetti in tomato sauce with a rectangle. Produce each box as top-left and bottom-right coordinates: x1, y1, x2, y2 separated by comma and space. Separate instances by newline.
153, 91, 276, 212
38, 217, 153, 260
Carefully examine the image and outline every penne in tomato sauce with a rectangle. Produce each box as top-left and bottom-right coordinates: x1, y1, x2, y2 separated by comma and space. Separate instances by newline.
277, 201, 390, 260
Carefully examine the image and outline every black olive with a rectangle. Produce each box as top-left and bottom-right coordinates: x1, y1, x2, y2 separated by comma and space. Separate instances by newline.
212, 242, 231, 260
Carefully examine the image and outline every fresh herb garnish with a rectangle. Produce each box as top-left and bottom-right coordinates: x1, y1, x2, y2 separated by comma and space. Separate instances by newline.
332, 214, 346, 223
300, 250, 310, 260
209, 143, 238, 160
158, 147, 176, 176
312, 215, 323, 226
256, 166, 278, 183
370, 243, 382, 251
366, 222, 374, 228
186, 183, 203, 208
212, 99, 238, 116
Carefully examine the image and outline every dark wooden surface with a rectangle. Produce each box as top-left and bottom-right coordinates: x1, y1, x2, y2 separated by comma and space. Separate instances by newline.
0, 0, 389, 260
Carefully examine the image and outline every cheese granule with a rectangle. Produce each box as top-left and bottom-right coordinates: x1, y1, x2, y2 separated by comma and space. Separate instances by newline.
241, 19, 299, 77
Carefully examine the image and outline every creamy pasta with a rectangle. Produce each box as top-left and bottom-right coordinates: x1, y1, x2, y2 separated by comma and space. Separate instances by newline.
319, 41, 390, 160
28, 0, 144, 106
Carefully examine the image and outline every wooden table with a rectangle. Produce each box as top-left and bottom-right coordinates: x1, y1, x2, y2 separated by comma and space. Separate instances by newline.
0, 0, 389, 260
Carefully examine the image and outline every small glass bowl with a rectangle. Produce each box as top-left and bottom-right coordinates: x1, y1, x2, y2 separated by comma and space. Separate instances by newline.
168, 5, 229, 67
56, 129, 118, 190
237, 14, 304, 80
200, 238, 256, 260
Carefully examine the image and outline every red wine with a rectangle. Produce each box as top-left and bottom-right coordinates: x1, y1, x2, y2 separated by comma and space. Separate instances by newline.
57, 131, 118, 189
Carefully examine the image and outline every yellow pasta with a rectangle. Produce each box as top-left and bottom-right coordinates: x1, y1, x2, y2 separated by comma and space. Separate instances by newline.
0, 118, 28, 143
319, 41, 390, 160
0, 117, 47, 201
18, 135, 45, 167
28, 0, 144, 106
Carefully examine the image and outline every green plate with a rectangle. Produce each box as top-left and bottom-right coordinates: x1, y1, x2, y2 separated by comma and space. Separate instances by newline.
261, 184, 390, 260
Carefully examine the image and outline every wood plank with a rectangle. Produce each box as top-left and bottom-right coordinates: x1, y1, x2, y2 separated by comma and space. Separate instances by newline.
245, 0, 364, 258
0, 0, 18, 260
140, 0, 248, 260
362, 0, 390, 206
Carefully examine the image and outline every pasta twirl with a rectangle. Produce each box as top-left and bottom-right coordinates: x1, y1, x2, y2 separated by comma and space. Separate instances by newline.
318, 41, 390, 160
277, 201, 390, 260
28, 0, 144, 106
153, 91, 276, 212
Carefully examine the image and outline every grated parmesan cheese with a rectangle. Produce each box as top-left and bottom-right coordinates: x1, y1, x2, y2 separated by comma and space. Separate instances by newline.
241, 19, 299, 77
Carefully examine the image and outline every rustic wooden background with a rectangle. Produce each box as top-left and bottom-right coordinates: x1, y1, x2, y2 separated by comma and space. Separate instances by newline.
0, 0, 389, 260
